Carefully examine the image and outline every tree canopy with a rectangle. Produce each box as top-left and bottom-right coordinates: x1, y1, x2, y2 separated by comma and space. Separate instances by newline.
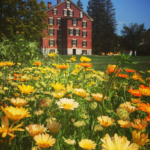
0, 0, 48, 44
77, 0, 83, 10
87, 0, 117, 55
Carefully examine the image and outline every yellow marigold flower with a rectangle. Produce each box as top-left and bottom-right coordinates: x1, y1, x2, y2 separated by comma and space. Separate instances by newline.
18, 84, 35, 94
47, 121, 61, 133
92, 93, 107, 102
56, 98, 79, 110
70, 56, 76, 62
49, 52, 56, 58
131, 98, 142, 104
131, 118, 148, 130
97, 116, 115, 127
0, 116, 24, 139
132, 130, 150, 147
26, 124, 47, 137
147, 70, 150, 73
64, 139, 76, 145
80, 56, 91, 63
120, 102, 136, 113
10, 98, 28, 107
73, 88, 89, 97
74, 120, 86, 127
117, 120, 131, 128
79, 139, 97, 150
75, 64, 82, 69
34, 133, 56, 148
5, 61, 15, 66
52, 91, 65, 98
51, 82, 65, 92
34, 110, 44, 116
1, 106, 31, 121
101, 133, 139, 150
0, 61, 6, 67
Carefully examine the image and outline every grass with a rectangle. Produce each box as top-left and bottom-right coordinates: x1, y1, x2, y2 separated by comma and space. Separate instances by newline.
59, 55, 150, 72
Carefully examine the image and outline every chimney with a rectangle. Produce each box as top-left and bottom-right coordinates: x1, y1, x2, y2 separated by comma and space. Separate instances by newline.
48, 2, 52, 9
57, 0, 61, 4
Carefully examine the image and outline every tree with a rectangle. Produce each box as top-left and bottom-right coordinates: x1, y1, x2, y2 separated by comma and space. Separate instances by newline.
121, 23, 146, 56
87, 0, 117, 55
0, 0, 48, 44
143, 28, 150, 43
77, 0, 83, 10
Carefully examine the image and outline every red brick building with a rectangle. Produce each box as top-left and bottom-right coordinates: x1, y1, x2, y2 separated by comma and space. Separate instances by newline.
42, 0, 93, 55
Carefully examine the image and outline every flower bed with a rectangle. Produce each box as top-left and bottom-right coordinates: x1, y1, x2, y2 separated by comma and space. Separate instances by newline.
0, 55, 150, 150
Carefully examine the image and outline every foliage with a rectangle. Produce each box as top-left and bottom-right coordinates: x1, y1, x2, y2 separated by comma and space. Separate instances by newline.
0, 34, 40, 63
143, 28, 150, 43
136, 42, 150, 56
121, 23, 146, 56
87, 0, 117, 55
0, 0, 48, 44
76, 0, 83, 10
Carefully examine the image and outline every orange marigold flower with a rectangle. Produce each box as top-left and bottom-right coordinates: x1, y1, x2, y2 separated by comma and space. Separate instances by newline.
117, 73, 129, 78
14, 74, 23, 77
147, 77, 150, 82
132, 73, 143, 81
120, 102, 136, 113
92, 93, 107, 102
13, 78, 19, 81
73, 89, 89, 98
57, 64, 69, 69
139, 85, 150, 96
131, 98, 142, 104
138, 103, 150, 114
125, 68, 136, 73
106, 65, 120, 75
131, 118, 148, 130
128, 89, 142, 97
80, 63, 92, 68
34, 61, 42, 66
118, 120, 131, 128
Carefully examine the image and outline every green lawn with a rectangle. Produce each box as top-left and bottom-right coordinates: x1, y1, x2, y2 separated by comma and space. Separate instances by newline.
59, 55, 150, 72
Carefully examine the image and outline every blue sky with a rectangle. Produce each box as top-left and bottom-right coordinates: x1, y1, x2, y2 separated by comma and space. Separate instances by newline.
44, 0, 150, 35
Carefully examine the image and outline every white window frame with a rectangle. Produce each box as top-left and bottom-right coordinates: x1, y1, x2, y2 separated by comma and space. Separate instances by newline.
82, 31, 87, 37
69, 10, 73, 17
76, 29, 79, 36
57, 18, 61, 26
73, 18, 77, 26
57, 39, 62, 47
57, 29, 61, 36
49, 28, 54, 36
82, 50, 87, 55
82, 40, 87, 47
50, 39, 54, 47
53, 8, 57, 15
72, 39, 77, 47
66, 1, 70, 8
83, 21, 87, 28
80, 12, 83, 18
69, 28, 73, 36
63, 9, 67, 16
49, 17, 53, 25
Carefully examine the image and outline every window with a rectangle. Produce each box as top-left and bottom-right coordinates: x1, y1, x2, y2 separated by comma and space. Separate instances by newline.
69, 10, 74, 16
57, 19, 61, 26
69, 29, 73, 35
48, 29, 54, 36
57, 29, 61, 36
57, 40, 62, 47
72, 18, 77, 26
66, 2, 70, 8
72, 39, 77, 46
76, 29, 80, 36
48, 18, 54, 25
82, 41, 87, 47
49, 49, 55, 53
82, 50, 87, 55
82, 21, 87, 28
49, 40, 55, 47
63, 9, 67, 16
82, 31, 87, 37
80, 12, 83, 18
53, 9, 57, 15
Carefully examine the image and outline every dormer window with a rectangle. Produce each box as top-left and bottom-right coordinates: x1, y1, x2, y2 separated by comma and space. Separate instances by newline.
80, 12, 83, 18
66, 1, 71, 8
53, 9, 57, 15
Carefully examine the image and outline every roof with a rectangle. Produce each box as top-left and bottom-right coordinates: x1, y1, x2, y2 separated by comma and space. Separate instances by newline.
46, 0, 93, 21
